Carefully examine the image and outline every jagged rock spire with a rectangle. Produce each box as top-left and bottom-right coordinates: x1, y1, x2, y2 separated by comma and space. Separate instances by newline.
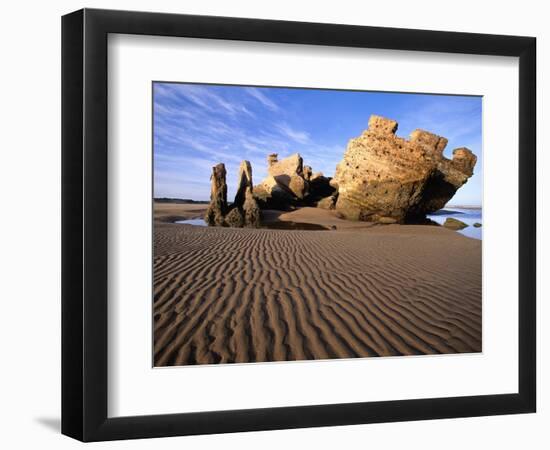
205, 163, 228, 226
206, 161, 261, 228
234, 160, 253, 208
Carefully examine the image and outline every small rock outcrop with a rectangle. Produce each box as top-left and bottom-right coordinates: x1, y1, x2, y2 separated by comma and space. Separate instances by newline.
443, 217, 469, 230
332, 115, 477, 223
205, 161, 261, 228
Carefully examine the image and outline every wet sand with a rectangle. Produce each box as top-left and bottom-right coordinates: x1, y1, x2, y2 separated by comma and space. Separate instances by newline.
153, 202, 207, 223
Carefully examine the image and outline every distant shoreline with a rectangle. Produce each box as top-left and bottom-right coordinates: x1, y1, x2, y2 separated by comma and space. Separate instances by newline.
154, 197, 209, 205
446, 205, 482, 210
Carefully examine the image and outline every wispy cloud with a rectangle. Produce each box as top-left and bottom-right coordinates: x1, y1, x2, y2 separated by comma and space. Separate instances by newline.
155, 83, 255, 118
275, 122, 311, 144
245, 87, 279, 111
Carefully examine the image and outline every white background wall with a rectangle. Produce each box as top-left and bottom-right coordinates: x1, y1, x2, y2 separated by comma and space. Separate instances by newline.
0, 0, 546, 448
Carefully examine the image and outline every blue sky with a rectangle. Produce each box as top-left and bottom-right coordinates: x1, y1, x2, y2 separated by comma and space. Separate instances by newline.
154, 83, 482, 206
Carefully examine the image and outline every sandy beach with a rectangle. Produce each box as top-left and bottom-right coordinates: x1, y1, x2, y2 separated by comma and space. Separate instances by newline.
153, 202, 208, 223
153, 204, 481, 366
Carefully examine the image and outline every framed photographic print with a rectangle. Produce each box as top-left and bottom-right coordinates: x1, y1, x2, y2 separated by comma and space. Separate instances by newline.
61, 8, 536, 441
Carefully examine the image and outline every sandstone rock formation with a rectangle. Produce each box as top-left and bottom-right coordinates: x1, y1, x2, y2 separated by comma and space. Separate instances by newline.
205, 160, 261, 228
205, 163, 228, 226
234, 160, 253, 208
268, 153, 308, 199
303, 165, 313, 181
224, 207, 245, 228
204, 115, 475, 226
332, 115, 477, 223
317, 195, 337, 210
243, 188, 261, 227
234, 160, 261, 228
253, 175, 294, 210
309, 172, 335, 204
254, 153, 336, 209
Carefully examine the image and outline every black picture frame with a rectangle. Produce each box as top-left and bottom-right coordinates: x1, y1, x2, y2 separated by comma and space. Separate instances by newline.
62, 8, 536, 442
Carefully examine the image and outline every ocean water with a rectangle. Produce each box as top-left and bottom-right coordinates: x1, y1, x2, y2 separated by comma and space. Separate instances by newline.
427, 208, 482, 240
175, 218, 208, 226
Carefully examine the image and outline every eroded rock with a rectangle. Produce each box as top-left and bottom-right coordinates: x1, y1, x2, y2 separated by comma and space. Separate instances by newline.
254, 175, 296, 210
309, 172, 336, 203
234, 160, 253, 208
205, 115, 475, 225
268, 153, 308, 199
443, 217, 469, 230
224, 207, 244, 228
332, 115, 477, 223
254, 154, 335, 209
243, 188, 261, 228
206, 160, 262, 228
317, 195, 337, 210
303, 165, 313, 181
205, 163, 228, 226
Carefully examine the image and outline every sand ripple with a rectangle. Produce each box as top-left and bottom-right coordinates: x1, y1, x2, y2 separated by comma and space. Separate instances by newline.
153, 223, 481, 366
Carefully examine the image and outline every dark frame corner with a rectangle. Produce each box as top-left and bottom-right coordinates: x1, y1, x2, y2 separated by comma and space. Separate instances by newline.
62, 8, 536, 442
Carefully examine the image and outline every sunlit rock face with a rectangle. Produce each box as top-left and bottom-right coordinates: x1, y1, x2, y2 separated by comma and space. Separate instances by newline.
254, 153, 336, 209
233, 160, 253, 208
235, 160, 261, 228
205, 163, 228, 226
242, 188, 261, 228
267, 153, 308, 199
332, 115, 477, 223
205, 161, 261, 228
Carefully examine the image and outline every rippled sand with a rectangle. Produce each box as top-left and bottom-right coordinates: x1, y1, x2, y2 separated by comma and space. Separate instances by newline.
153, 221, 481, 367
